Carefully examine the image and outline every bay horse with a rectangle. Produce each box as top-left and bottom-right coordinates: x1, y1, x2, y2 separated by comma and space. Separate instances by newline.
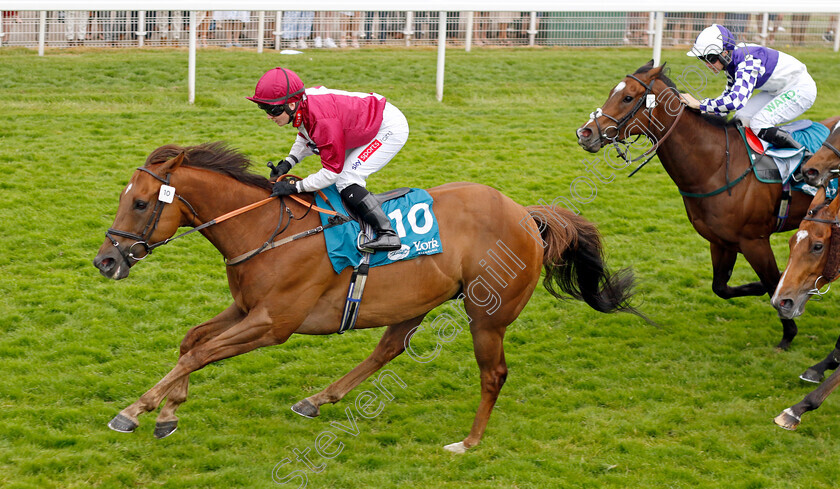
800, 123, 840, 187
93, 142, 643, 452
771, 189, 840, 429
575, 60, 840, 350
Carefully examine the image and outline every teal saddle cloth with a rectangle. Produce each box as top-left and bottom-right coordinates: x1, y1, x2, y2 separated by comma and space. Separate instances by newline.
742, 120, 836, 198
314, 185, 443, 274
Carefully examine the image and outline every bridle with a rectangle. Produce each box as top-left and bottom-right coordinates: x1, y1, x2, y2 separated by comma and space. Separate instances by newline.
800, 202, 840, 297
105, 167, 199, 268
822, 139, 840, 162
104, 167, 351, 270
587, 73, 685, 176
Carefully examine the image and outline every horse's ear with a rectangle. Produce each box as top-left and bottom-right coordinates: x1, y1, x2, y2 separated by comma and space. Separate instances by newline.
645, 65, 665, 80
644, 59, 654, 68
828, 191, 840, 214
157, 151, 186, 176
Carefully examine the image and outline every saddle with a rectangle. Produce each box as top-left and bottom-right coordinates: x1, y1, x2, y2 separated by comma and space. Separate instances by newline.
738, 120, 831, 185
738, 123, 792, 184
341, 187, 412, 221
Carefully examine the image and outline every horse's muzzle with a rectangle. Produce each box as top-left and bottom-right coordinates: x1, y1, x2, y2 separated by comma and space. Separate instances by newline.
801, 166, 825, 187
771, 295, 804, 320
93, 247, 131, 280
576, 127, 602, 153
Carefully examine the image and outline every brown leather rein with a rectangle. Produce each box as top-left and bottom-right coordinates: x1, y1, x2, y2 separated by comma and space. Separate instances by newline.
106, 168, 348, 268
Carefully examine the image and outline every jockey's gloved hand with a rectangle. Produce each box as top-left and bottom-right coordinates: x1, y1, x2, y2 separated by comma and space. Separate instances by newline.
271, 178, 300, 197
267, 158, 293, 179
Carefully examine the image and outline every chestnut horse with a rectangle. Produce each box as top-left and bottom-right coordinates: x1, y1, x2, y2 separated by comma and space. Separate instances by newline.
800, 123, 840, 187
576, 60, 840, 350
93, 142, 642, 452
772, 189, 840, 429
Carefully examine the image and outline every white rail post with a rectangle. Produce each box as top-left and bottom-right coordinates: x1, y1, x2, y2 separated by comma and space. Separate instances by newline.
647, 11, 655, 47
528, 11, 538, 47
652, 12, 664, 66
404, 11, 414, 47
189, 11, 197, 104
0, 10, 5, 48
137, 11, 146, 47
760, 13, 769, 46
465, 11, 473, 52
38, 11, 46, 56
834, 14, 840, 52
257, 11, 265, 53
274, 11, 283, 50
436, 11, 446, 102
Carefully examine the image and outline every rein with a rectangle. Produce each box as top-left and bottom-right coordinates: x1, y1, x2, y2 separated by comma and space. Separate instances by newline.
588, 73, 685, 177
106, 167, 349, 268
626, 104, 686, 177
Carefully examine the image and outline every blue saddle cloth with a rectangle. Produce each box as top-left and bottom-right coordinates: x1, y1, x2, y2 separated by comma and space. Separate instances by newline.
314, 185, 443, 274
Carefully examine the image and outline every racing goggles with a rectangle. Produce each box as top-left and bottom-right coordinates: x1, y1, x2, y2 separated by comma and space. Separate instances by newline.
258, 102, 288, 117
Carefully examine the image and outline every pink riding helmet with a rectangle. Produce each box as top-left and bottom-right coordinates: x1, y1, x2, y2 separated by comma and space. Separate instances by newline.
246, 67, 305, 106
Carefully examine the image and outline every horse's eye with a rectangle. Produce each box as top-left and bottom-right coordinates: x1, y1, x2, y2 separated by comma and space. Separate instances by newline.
134, 200, 148, 211
623, 95, 634, 103
813, 242, 824, 252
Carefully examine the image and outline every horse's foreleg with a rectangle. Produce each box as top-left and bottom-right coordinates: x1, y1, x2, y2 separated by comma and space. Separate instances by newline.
109, 307, 285, 435
444, 320, 507, 454
710, 243, 766, 298
291, 315, 426, 418
739, 238, 797, 350
800, 334, 840, 383
775, 363, 840, 430
152, 303, 247, 438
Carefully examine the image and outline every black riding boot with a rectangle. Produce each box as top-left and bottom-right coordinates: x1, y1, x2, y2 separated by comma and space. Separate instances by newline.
340, 184, 402, 252
758, 126, 812, 161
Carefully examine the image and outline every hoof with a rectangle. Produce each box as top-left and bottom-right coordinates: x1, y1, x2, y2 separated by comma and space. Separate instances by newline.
108, 414, 138, 433
800, 368, 824, 384
775, 340, 792, 351
291, 399, 320, 418
774, 408, 801, 431
154, 420, 178, 439
443, 441, 468, 454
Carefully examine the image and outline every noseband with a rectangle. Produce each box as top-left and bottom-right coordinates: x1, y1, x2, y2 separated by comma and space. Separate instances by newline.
589, 74, 655, 144
105, 167, 198, 268
822, 140, 840, 161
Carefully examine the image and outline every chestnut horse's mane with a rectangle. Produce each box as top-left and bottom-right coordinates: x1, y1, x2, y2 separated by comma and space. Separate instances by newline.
145, 142, 272, 191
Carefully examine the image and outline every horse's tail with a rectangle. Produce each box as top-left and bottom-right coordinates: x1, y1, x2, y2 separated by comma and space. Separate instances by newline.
527, 205, 647, 319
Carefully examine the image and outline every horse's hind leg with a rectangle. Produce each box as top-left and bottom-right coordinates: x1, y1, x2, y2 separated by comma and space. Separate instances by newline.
291, 315, 426, 418
775, 364, 840, 430
443, 319, 508, 454
710, 243, 766, 298
152, 303, 246, 438
800, 334, 840, 383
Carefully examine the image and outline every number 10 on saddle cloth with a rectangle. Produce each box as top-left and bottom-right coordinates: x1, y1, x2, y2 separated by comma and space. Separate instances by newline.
315, 185, 443, 273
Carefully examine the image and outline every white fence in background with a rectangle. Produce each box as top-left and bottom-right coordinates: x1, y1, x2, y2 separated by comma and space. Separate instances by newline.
3, 9, 838, 102
2, 11, 839, 50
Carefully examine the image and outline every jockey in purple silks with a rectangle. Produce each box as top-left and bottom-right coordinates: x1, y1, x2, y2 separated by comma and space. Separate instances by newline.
681, 24, 817, 157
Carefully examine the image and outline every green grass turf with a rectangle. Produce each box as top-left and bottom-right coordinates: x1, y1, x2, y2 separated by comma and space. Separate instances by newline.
2, 45, 840, 488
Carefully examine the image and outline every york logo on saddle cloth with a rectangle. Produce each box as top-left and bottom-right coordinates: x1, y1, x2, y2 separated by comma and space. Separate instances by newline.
315, 186, 443, 273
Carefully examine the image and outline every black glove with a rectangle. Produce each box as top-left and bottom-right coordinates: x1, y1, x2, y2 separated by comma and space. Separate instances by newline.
267, 158, 293, 179
271, 179, 299, 197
